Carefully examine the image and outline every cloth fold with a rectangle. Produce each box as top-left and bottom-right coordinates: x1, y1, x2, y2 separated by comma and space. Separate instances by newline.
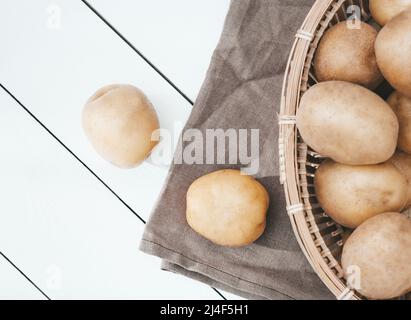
140, 0, 333, 300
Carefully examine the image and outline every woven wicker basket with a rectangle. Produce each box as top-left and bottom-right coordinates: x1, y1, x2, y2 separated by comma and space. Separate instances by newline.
278, 0, 411, 300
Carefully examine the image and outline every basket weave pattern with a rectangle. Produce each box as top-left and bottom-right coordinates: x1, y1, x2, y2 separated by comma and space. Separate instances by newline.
277, 0, 409, 300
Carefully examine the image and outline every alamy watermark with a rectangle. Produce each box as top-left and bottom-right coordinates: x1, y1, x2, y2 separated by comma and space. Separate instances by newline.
338, 264, 362, 300
148, 122, 260, 175
45, 264, 63, 291
345, 264, 362, 290
46, 4, 62, 30
346, 5, 362, 29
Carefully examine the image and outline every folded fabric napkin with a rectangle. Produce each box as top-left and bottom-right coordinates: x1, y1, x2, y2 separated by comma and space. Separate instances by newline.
140, 0, 333, 300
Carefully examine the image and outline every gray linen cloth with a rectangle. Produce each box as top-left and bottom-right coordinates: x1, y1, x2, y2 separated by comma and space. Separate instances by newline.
140, 0, 333, 300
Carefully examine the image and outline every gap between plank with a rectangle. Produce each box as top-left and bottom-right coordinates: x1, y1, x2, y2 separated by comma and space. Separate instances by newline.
81, 0, 195, 106
0, 250, 51, 300
0, 83, 146, 225
0, 83, 227, 300
80, 1, 228, 301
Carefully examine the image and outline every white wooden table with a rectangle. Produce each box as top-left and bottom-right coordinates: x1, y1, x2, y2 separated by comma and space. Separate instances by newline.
0, 0, 242, 300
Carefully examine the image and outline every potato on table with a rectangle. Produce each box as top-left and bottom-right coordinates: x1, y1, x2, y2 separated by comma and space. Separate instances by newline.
389, 151, 411, 208
370, 0, 411, 26
314, 21, 382, 89
296, 81, 398, 165
82, 84, 159, 168
342, 212, 411, 299
186, 169, 269, 247
387, 91, 411, 154
315, 160, 407, 228
375, 9, 411, 98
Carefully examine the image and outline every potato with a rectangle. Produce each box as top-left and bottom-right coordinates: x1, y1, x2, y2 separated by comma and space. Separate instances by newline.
403, 207, 411, 218
315, 160, 407, 228
341, 228, 353, 245
296, 81, 398, 165
342, 213, 411, 299
375, 9, 411, 97
387, 91, 411, 153
313, 21, 382, 89
186, 169, 269, 247
82, 84, 159, 168
370, 0, 411, 26
389, 151, 411, 208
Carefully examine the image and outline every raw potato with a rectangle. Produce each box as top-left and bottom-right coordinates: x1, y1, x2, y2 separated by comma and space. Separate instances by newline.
296, 81, 398, 165
375, 9, 411, 97
82, 84, 160, 168
387, 91, 411, 153
186, 169, 269, 247
340, 228, 353, 245
314, 21, 382, 89
315, 160, 407, 228
403, 207, 411, 218
389, 151, 411, 208
370, 0, 411, 26
342, 213, 411, 299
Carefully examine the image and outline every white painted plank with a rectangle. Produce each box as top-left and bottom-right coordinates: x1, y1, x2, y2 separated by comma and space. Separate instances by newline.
88, 0, 230, 101
0, 0, 241, 300
79, 1, 242, 300
0, 0, 190, 222
0, 88, 220, 300
0, 254, 46, 300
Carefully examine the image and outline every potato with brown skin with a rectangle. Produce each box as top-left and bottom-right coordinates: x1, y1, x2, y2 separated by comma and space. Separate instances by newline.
315, 160, 407, 228
387, 91, 411, 153
82, 84, 159, 168
296, 81, 398, 165
389, 151, 411, 208
314, 21, 383, 89
370, 0, 411, 26
375, 9, 411, 97
186, 170, 269, 247
403, 207, 411, 218
342, 213, 411, 299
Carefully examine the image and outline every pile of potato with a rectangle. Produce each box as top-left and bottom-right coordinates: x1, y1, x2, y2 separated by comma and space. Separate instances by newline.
296, 1, 411, 299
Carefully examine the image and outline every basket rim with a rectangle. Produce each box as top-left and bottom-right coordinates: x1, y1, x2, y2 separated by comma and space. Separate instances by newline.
278, 0, 367, 300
